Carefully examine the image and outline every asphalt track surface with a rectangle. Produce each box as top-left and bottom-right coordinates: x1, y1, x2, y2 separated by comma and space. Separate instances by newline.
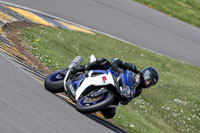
0, 53, 115, 133
2, 0, 200, 66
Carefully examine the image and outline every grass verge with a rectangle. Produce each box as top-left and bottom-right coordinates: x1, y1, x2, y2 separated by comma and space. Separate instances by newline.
22, 26, 200, 133
134, 0, 200, 28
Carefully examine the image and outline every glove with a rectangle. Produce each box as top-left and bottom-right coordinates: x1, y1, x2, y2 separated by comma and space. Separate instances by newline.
110, 62, 118, 71
110, 62, 122, 73
110, 58, 123, 73
121, 85, 131, 99
70, 65, 84, 74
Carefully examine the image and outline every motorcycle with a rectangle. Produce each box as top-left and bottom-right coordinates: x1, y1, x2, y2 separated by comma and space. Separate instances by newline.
44, 55, 135, 118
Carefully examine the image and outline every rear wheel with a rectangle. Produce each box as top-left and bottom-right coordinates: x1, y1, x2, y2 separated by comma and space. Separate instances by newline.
44, 68, 68, 93
76, 90, 114, 113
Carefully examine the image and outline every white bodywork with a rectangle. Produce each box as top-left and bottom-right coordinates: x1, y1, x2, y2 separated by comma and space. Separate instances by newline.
75, 70, 115, 101
64, 55, 116, 101
75, 55, 115, 101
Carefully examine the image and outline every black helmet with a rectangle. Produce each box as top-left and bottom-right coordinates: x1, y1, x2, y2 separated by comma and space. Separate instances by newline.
141, 67, 159, 88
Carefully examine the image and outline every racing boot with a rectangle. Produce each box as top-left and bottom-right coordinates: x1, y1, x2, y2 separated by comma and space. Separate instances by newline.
100, 107, 116, 119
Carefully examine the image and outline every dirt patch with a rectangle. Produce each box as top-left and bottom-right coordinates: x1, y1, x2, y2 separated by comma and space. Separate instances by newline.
3, 22, 52, 75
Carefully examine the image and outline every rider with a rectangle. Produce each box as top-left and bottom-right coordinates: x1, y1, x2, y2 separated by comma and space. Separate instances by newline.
66, 57, 159, 118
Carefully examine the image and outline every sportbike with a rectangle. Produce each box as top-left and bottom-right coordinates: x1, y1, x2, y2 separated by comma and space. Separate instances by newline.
44, 55, 136, 118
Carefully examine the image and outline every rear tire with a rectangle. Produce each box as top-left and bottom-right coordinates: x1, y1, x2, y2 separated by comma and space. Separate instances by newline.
44, 68, 68, 93
76, 91, 114, 113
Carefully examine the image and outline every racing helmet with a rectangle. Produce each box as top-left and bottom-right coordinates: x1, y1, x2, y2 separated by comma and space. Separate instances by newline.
141, 67, 159, 88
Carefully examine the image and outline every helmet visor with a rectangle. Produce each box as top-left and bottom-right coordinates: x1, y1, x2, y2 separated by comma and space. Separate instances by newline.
143, 70, 153, 88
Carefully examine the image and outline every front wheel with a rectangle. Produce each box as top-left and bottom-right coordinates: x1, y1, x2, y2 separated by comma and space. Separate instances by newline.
76, 90, 114, 113
44, 68, 68, 93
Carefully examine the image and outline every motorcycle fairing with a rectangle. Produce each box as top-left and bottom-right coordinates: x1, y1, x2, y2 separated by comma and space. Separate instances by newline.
75, 70, 115, 100
121, 69, 137, 96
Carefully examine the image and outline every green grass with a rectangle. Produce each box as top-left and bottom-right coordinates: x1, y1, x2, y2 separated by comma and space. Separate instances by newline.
22, 27, 200, 133
134, 0, 200, 28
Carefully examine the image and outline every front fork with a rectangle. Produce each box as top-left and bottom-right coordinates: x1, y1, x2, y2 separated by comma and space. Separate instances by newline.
63, 70, 71, 93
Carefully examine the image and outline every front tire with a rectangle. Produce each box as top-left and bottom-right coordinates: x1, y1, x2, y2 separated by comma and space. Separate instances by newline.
76, 91, 114, 113
44, 68, 68, 93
